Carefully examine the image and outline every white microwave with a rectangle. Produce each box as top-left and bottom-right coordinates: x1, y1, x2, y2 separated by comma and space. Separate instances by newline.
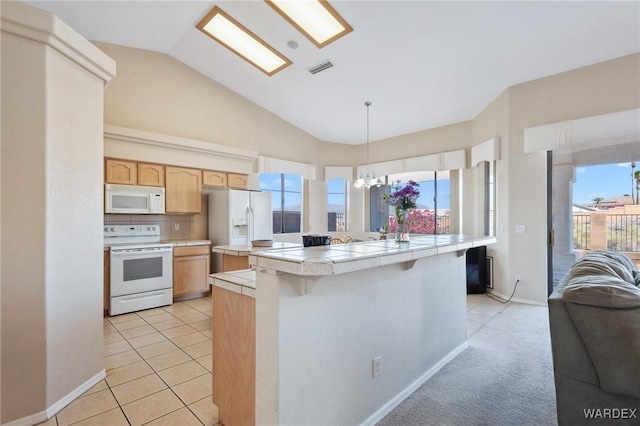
105, 184, 165, 214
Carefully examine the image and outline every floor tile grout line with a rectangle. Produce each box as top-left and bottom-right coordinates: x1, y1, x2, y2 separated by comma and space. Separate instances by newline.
132, 304, 213, 424
180, 395, 213, 426
106, 303, 213, 422
52, 298, 213, 426
60, 388, 125, 426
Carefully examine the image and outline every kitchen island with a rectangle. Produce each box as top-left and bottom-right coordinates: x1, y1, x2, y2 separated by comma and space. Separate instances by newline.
249, 234, 496, 425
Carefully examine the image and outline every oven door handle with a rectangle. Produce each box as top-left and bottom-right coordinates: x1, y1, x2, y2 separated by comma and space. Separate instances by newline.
110, 247, 173, 257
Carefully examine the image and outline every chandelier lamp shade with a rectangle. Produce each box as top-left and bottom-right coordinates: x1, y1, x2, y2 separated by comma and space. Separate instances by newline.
354, 101, 383, 189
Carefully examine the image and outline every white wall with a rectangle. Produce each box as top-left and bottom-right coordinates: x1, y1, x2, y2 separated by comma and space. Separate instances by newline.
44, 45, 107, 408
1, 3, 115, 423
256, 252, 468, 425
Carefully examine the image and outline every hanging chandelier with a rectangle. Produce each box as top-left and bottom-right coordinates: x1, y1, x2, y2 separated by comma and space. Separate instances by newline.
354, 101, 383, 189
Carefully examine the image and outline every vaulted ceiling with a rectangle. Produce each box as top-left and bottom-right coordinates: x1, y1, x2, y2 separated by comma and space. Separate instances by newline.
25, 1, 640, 145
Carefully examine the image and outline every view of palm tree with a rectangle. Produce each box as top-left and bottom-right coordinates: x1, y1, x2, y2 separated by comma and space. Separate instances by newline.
573, 163, 640, 260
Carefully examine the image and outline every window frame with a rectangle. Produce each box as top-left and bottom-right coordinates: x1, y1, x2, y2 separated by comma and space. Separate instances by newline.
369, 172, 452, 235
327, 178, 349, 232
259, 172, 302, 234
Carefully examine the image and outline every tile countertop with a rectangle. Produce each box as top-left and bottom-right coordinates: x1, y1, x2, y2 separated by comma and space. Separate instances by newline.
211, 241, 302, 256
162, 239, 211, 247
208, 269, 256, 298
249, 234, 497, 277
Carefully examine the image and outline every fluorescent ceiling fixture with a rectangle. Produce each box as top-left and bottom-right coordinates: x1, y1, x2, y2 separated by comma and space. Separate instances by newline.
197, 6, 291, 76
265, 0, 353, 48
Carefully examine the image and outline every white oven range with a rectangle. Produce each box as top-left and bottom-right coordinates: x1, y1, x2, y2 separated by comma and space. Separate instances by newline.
104, 224, 173, 316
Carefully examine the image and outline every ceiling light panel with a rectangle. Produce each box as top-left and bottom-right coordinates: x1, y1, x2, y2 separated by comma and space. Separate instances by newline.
265, 0, 353, 48
197, 6, 291, 76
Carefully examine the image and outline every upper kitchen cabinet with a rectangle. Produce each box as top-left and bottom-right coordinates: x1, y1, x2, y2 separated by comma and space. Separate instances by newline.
105, 159, 137, 185
138, 163, 164, 187
165, 166, 202, 213
202, 170, 227, 187
227, 173, 248, 189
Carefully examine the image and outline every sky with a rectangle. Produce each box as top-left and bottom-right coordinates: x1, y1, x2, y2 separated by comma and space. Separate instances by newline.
573, 162, 640, 204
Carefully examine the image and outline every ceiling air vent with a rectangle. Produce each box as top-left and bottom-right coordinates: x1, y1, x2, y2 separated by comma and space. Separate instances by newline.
307, 60, 334, 75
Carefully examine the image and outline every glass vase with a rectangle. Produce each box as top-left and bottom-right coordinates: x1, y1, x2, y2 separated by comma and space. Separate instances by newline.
395, 210, 411, 243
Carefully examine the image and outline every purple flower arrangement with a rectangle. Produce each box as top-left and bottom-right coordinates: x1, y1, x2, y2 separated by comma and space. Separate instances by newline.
384, 180, 420, 211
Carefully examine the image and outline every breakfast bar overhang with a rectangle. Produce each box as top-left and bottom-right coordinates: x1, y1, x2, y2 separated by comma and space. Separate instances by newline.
250, 235, 497, 425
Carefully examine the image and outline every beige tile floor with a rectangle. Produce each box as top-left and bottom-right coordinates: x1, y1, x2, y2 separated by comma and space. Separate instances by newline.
466, 292, 509, 336
39, 295, 219, 426
37, 293, 499, 425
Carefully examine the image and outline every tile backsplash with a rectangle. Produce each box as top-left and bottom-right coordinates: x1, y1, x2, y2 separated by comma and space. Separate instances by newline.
105, 214, 204, 241
104, 195, 209, 241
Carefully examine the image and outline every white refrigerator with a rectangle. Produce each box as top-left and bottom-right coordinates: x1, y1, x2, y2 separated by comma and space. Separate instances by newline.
208, 189, 273, 271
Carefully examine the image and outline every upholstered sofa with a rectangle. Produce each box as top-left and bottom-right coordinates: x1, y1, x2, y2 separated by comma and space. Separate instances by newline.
548, 251, 640, 425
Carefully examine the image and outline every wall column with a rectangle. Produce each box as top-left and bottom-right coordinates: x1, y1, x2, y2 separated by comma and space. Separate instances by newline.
552, 163, 579, 284
1, 3, 115, 423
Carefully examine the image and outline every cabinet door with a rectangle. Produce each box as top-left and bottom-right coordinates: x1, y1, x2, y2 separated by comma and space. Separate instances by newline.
138, 163, 164, 187
105, 159, 137, 185
202, 170, 227, 187
213, 285, 255, 426
165, 166, 202, 213
173, 254, 210, 297
227, 173, 248, 189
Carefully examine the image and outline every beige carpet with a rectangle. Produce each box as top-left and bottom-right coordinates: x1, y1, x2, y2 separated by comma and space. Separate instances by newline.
378, 302, 557, 426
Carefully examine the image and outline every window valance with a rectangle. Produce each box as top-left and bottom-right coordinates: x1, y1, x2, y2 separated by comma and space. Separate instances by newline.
258, 156, 317, 180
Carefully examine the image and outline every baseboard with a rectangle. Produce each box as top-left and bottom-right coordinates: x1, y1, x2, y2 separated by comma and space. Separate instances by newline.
360, 341, 469, 426
486, 289, 548, 306
2, 370, 106, 426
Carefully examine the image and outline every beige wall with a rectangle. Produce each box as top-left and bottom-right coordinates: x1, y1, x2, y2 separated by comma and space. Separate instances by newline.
505, 53, 639, 303
1, 30, 48, 422
95, 42, 327, 165
471, 90, 511, 297
1, 2, 115, 423
96, 42, 639, 305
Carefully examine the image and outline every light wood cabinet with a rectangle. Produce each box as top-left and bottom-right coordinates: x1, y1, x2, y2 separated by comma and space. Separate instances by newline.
222, 254, 249, 272
137, 163, 164, 187
165, 166, 202, 213
202, 170, 227, 187
173, 245, 210, 297
103, 249, 110, 313
227, 173, 248, 189
213, 285, 255, 426
105, 158, 246, 194
105, 159, 137, 185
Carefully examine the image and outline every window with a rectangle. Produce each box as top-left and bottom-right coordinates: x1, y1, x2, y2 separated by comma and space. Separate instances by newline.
327, 178, 349, 232
370, 171, 451, 234
259, 173, 302, 233
484, 161, 496, 236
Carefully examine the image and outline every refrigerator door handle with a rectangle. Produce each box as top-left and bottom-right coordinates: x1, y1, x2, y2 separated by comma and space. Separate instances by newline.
246, 205, 254, 242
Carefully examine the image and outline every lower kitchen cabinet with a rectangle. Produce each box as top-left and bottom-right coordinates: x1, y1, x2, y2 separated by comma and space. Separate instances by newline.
173, 245, 210, 298
213, 283, 255, 426
222, 253, 250, 272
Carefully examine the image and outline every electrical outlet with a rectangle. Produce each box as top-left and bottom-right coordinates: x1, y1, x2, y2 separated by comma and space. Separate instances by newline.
373, 356, 382, 378
174, 223, 180, 231
515, 275, 522, 284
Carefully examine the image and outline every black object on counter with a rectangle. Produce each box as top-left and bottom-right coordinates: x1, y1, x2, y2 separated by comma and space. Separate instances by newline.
302, 235, 332, 247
